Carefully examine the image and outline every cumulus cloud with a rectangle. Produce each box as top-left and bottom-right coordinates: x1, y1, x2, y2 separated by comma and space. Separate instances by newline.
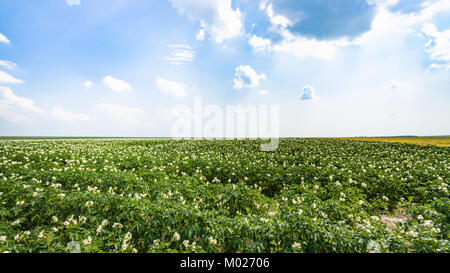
300, 85, 319, 101
248, 35, 272, 52
0, 33, 10, 44
0, 60, 18, 70
0, 86, 45, 121
92, 103, 145, 124
168, 0, 243, 43
155, 77, 188, 98
233, 65, 267, 90
165, 44, 196, 65
66, 0, 81, 6
421, 23, 450, 68
83, 80, 93, 88
52, 106, 91, 122
0, 70, 23, 84
102, 75, 132, 92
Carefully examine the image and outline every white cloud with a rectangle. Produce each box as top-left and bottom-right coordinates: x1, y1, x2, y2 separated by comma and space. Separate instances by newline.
421, 23, 450, 68
266, 3, 292, 29
249, 35, 271, 52
365, 0, 450, 22
405, 0, 450, 25
0, 33, 10, 44
168, 0, 243, 43
0, 70, 23, 84
0, 87, 44, 113
165, 44, 196, 65
271, 34, 346, 60
155, 77, 188, 97
83, 80, 93, 88
52, 106, 91, 122
92, 103, 145, 124
259, 1, 267, 11
300, 85, 319, 101
429, 63, 450, 70
66, 0, 81, 6
102, 75, 132, 92
258, 90, 269, 95
233, 65, 267, 90
0, 86, 45, 121
352, 5, 409, 47
196, 29, 206, 41
0, 60, 18, 70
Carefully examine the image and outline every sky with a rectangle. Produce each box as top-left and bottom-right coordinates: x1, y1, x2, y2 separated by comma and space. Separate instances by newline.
0, 0, 449, 137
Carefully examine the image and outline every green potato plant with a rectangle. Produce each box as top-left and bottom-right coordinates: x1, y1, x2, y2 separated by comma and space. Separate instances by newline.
0, 138, 448, 253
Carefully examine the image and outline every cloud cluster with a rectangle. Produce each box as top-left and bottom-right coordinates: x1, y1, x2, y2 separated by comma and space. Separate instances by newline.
0, 84, 152, 126
233, 65, 267, 90
165, 44, 196, 65
0, 87, 93, 124
0, 26, 150, 127
168, 0, 243, 43
249, 0, 450, 61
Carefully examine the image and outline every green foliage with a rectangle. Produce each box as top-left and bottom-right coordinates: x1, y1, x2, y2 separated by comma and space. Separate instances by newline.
0, 138, 448, 253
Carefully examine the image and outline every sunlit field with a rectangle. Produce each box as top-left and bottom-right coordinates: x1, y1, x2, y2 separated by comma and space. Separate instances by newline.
0, 138, 448, 253
344, 137, 450, 147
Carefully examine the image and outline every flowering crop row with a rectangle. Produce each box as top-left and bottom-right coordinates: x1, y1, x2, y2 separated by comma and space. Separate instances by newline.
0, 138, 448, 253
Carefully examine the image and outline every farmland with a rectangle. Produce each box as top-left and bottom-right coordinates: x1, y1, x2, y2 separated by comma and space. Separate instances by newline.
0, 138, 448, 253
344, 136, 450, 147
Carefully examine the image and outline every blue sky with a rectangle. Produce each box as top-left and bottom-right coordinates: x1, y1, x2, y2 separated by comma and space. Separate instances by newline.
0, 0, 449, 137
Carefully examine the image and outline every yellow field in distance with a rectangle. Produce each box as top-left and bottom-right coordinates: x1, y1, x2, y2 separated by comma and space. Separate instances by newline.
343, 136, 450, 147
